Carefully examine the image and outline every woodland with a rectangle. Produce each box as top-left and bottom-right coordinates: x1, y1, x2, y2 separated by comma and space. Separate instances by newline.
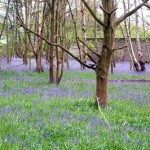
0, 0, 150, 149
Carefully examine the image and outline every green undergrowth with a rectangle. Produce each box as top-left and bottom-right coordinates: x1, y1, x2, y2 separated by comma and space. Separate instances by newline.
1, 69, 149, 80
63, 70, 150, 80
0, 70, 150, 149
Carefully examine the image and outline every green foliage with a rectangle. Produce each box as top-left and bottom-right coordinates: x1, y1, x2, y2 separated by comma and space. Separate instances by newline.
0, 70, 149, 149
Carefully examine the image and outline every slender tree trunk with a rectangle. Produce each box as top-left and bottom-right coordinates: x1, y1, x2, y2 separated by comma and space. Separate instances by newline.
57, 0, 66, 84
5, 0, 10, 63
56, 1, 60, 82
128, 0, 133, 70
111, 54, 116, 74
64, 22, 70, 70
94, 0, 98, 52
135, 0, 142, 54
49, 0, 56, 83
35, 0, 43, 73
123, 0, 140, 71
135, 0, 145, 71
6, 18, 10, 64
23, 49, 28, 65
141, 6, 150, 63
80, 0, 87, 69
119, 24, 133, 69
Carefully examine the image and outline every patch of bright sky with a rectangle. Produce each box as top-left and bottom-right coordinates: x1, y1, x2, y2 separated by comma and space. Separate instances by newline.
116, 0, 150, 26
0, 1, 150, 31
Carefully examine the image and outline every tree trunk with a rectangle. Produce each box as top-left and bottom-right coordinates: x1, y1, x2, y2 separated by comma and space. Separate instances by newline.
141, 7, 150, 63
123, 0, 140, 71
36, 54, 43, 73
35, 0, 43, 73
134, 0, 145, 71
135, 0, 142, 54
94, 0, 98, 52
96, 70, 108, 106
22, 0, 29, 65
23, 51, 28, 65
95, 0, 115, 106
49, 0, 56, 83
6, 12, 10, 64
96, 49, 112, 106
0, 57, 1, 71
80, 0, 87, 70
56, 1, 60, 83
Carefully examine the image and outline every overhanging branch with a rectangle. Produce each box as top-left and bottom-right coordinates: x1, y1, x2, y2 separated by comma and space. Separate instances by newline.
144, 3, 150, 9
17, 19, 95, 70
82, 0, 105, 27
113, 45, 127, 52
116, 0, 149, 26
78, 38, 101, 59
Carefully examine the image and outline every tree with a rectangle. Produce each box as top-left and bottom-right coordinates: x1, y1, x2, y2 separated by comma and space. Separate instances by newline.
80, 0, 87, 69
16, 0, 149, 107
123, 0, 140, 71
81, 0, 149, 106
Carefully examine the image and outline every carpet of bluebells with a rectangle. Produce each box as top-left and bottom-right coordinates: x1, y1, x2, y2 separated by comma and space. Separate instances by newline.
0, 59, 150, 149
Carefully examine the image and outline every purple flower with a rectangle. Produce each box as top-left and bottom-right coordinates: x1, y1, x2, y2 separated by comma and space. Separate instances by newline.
53, 87, 59, 92
23, 87, 35, 94
0, 106, 13, 115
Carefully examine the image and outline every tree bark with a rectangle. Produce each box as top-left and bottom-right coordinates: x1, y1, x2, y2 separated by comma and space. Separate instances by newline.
49, 0, 56, 83
141, 6, 150, 63
95, 0, 115, 106
80, 0, 87, 69
35, 0, 43, 73
123, 0, 140, 71
93, 0, 98, 52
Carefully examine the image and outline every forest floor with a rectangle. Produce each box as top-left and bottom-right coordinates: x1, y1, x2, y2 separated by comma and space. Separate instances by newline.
0, 66, 150, 149
1, 57, 150, 82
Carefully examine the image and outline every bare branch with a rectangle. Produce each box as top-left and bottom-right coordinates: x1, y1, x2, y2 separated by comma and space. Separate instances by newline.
144, 3, 150, 9
0, 0, 10, 39
86, 53, 97, 64
110, 7, 118, 15
66, 0, 82, 63
99, 5, 109, 15
99, 5, 117, 15
17, 19, 95, 70
102, 45, 112, 51
116, 0, 149, 26
82, 0, 105, 27
78, 39, 101, 59
113, 45, 127, 52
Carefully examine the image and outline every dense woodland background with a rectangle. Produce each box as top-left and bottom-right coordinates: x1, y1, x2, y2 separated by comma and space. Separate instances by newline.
0, 0, 150, 149
0, 0, 150, 106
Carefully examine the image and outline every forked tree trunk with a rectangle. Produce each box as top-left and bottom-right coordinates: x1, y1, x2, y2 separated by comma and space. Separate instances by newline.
95, 1, 115, 106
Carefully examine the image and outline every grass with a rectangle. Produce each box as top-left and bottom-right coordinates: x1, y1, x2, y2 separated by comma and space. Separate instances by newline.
0, 70, 150, 149
63, 70, 150, 80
